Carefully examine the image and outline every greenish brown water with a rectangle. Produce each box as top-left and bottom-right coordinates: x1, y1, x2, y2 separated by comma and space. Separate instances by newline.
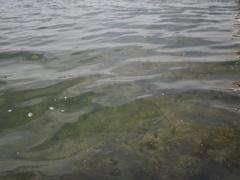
0, 0, 240, 179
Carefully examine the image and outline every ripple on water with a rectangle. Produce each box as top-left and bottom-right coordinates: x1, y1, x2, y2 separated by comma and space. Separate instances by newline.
0, 0, 240, 179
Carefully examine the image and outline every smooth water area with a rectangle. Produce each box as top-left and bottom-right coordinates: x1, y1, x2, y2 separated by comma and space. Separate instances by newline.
0, 0, 240, 179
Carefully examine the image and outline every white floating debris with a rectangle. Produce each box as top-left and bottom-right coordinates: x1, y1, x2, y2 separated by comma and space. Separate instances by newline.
64, 96, 68, 100
54, 98, 57, 101
49, 106, 54, 110
8, 109, 12, 112
161, 93, 165, 96
27, 112, 33, 117
16, 152, 20, 156
60, 109, 65, 113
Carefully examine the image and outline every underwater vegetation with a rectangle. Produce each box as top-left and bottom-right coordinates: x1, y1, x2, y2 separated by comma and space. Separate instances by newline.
0, 85, 239, 180
0, 51, 239, 180
0, 56, 239, 180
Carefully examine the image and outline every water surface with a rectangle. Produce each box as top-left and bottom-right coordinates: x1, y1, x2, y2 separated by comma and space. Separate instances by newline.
0, 0, 240, 179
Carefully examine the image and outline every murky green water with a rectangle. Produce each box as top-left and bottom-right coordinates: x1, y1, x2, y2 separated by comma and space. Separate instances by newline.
0, 0, 240, 179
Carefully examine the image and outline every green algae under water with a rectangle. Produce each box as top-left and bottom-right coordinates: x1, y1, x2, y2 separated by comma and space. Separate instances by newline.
0, 77, 240, 180
0, 59, 240, 180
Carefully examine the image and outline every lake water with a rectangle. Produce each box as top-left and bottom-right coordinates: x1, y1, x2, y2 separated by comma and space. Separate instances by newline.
0, 0, 240, 179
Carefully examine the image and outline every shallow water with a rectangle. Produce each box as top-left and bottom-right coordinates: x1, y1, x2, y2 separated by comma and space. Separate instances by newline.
0, 0, 240, 179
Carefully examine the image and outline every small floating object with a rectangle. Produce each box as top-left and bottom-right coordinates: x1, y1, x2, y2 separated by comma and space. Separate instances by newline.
8, 109, 12, 112
49, 106, 54, 110
64, 96, 68, 100
60, 109, 65, 113
27, 112, 33, 117
54, 98, 57, 101
161, 93, 165, 96
16, 152, 20, 156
